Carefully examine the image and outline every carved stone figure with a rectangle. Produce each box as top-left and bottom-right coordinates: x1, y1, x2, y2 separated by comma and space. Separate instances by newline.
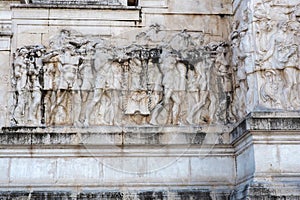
12, 47, 29, 125
184, 49, 210, 125
253, 0, 272, 21
147, 48, 163, 111
109, 60, 124, 125
169, 30, 194, 52
49, 44, 83, 125
135, 24, 166, 47
231, 31, 247, 119
260, 70, 283, 108
72, 42, 96, 126
255, 19, 276, 60
43, 53, 59, 125
83, 46, 115, 127
27, 48, 44, 125
215, 44, 236, 123
150, 50, 183, 125
237, 8, 256, 113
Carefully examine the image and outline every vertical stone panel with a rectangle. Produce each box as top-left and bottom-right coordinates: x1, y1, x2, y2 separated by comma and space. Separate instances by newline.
236, 145, 255, 183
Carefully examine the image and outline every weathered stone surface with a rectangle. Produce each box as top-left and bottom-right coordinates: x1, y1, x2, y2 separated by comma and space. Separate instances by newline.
9, 29, 234, 127
234, 182, 300, 200
231, 112, 300, 199
0, 125, 223, 145
231, 111, 300, 141
0, 0, 299, 199
0, 190, 232, 200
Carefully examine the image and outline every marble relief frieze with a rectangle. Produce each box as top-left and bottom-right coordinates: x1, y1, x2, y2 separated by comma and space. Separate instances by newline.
230, 1, 300, 112
11, 26, 236, 127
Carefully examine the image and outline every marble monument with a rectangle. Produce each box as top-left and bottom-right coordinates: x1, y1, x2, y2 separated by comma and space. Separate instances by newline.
0, 0, 299, 199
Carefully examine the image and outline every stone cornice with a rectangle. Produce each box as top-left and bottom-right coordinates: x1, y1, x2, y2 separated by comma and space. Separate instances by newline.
231, 111, 300, 144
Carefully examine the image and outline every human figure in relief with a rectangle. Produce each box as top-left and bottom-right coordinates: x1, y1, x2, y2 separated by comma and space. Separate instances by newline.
150, 50, 182, 125
231, 31, 247, 119
238, 8, 256, 113
186, 51, 212, 125
109, 59, 124, 125
27, 47, 46, 125
259, 21, 299, 109
215, 45, 236, 123
43, 49, 60, 125
13, 47, 29, 125
260, 70, 282, 108
72, 42, 96, 126
147, 48, 163, 112
83, 47, 114, 127
50, 44, 83, 125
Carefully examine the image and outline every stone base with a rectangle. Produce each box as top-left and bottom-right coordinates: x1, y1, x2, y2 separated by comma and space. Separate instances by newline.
0, 112, 300, 199
232, 111, 300, 200
0, 125, 235, 199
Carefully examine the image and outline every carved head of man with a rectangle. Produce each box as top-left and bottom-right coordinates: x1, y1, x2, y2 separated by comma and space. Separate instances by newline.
135, 32, 148, 45
60, 29, 71, 39
277, 21, 288, 32
129, 50, 141, 59
231, 37, 240, 48
149, 23, 161, 33
62, 44, 76, 55
216, 45, 226, 54
149, 48, 161, 59
266, 20, 275, 32
103, 47, 115, 61
17, 47, 28, 57
162, 51, 178, 66
141, 50, 149, 60
35, 47, 46, 57
242, 9, 250, 23
288, 21, 299, 32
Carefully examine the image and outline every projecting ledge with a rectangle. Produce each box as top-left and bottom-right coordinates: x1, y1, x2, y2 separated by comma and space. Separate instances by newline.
10, 3, 140, 10
0, 125, 226, 146
230, 111, 300, 143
